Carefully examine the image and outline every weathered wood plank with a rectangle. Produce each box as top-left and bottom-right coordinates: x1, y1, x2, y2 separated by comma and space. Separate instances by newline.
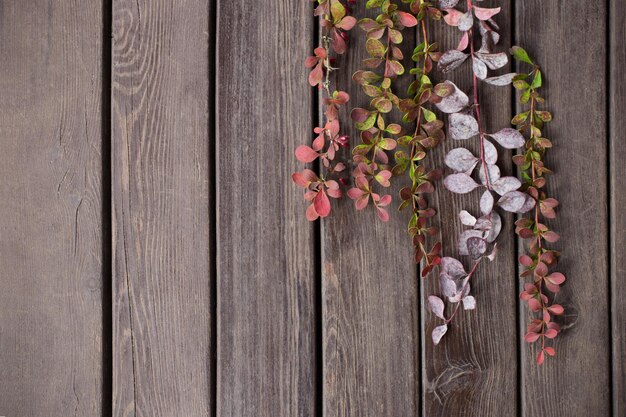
215, 1, 317, 416
517, 2, 610, 416
422, 1, 518, 415
610, 0, 624, 415
0, 1, 105, 415
321, 3, 419, 416
111, 1, 213, 415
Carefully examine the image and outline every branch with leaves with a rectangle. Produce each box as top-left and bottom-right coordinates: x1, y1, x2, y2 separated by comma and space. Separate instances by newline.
427, 0, 536, 345
293, 0, 356, 220
511, 46, 565, 365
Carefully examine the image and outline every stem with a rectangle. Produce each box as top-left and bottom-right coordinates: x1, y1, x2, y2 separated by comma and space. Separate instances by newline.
466, 0, 492, 193
445, 258, 482, 324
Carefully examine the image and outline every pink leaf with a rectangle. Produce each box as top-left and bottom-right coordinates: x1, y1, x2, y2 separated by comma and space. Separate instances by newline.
536, 350, 545, 365
375, 170, 392, 187
378, 194, 392, 207
457, 31, 469, 51
473, 6, 501, 21
336, 16, 356, 30
306, 204, 319, 221
314, 189, 331, 218
295, 145, 320, 163
480, 189, 494, 215
524, 332, 540, 343
445, 147, 478, 173
443, 8, 464, 26
376, 206, 390, 222
448, 113, 479, 140
492, 176, 522, 196
459, 210, 477, 226
397, 11, 418, 27
309, 62, 324, 86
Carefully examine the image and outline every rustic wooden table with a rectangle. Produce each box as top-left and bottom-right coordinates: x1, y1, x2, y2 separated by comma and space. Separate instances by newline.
0, 1, 622, 416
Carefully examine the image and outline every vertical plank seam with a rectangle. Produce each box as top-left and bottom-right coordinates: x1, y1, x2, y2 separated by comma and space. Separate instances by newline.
510, 1, 522, 417
606, 1, 614, 415
102, 0, 113, 414
312, 5, 323, 416
210, 0, 218, 416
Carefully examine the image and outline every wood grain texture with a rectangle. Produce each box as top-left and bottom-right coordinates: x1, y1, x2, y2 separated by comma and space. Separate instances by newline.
610, 0, 626, 415
517, 2, 610, 416
0, 1, 105, 416
422, 2, 518, 416
111, 0, 213, 415
322, 3, 419, 416
215, 1, 317, 416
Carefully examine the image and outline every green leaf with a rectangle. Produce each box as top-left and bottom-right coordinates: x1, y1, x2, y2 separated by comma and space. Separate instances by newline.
531, 69, 542, 89
510, 46, 534, 65
520, 89, 531, 104
366, 38, 386, 59
422, 107, 436, 122
356, 112, 377, 130
330, 0, 346, 21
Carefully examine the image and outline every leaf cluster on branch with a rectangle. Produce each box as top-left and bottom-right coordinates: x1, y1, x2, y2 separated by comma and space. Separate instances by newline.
292, 0, 565, 365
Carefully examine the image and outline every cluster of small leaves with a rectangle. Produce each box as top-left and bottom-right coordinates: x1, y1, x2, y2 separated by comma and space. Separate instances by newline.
347, 0, 425, 222
427, 0, 535, 345
293, 0, 356, 220
511, 46, 565, 365
394, 2, 448, 276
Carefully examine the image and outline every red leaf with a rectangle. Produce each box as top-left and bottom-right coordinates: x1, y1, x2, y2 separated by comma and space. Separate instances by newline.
536, 350, 545, 365
309, 62, 324, 86
546, 272, 566, 285
544, 328, 558, 339
544, 347, 556, 356
524, 332, 540, 343
528, 298, 542, 312
548, 304, 564, 315
347, 187, 365, 200
336, 16, 357, 30
376, 206, 389, 222
295, 145, 319, 163
292, 169, 318, 188
397, 11, 418, 27
306, 204, 319, 221
314, 189, 331, 218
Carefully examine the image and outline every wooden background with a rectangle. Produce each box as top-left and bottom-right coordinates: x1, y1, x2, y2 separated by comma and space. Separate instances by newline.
0, 0, 622, 416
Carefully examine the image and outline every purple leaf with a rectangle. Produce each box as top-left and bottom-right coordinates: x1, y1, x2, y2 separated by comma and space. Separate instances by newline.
484, 211, 502, 242
475, 52, 508, 70
479, 163, 500, 185
449, 113, 479, 140
432, 324, 448, 345
497, 190, 528, 213
444, 147, 478, 173
518, 194, 537, 213
459, 210, 477, 226
488, 128, 525, 149
459, 230, 483, 256
480, 189, 494, 214
440, 273, 458, 299
473, 58, 488, 79
484, 73, 517, 86
462, 295, 476, 310
434, 81, 469, 113
444, 173, 480, 194
467, 236, 487, 259
428, 295, 446, 319
458, 11, 474, 31
483, 139, 498, 164
441, 257, 467, 279
439, 0, 460, 8
492, 176, 521, 195
438, 50, 469, 73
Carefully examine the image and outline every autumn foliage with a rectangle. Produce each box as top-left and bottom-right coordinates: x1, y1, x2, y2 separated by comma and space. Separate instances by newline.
293, 0, 565, 364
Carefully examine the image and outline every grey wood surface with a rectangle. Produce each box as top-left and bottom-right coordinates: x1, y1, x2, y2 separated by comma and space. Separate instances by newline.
0, 1, 622, 416
111, 0, 213, 415
517, 1, 611, 416
0, 1, 105, 416
321, 2, 420, 417
215, 1, 317, 416
610, 0, 625, 415
422, 1, 518, 416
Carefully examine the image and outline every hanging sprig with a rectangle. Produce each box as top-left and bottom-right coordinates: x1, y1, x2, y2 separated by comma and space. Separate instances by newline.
511, 46, 565, 365
293, 0, 356, 220
426, 0, 535, 345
